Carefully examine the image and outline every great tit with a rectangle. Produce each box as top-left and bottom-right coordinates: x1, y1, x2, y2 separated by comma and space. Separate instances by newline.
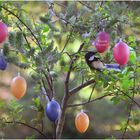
85, 51, 121, 71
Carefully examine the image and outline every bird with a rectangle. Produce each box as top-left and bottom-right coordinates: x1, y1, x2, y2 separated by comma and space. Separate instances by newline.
85, 51, 121, 71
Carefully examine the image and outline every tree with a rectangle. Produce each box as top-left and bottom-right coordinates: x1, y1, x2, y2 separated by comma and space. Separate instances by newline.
0, 1, 140, 139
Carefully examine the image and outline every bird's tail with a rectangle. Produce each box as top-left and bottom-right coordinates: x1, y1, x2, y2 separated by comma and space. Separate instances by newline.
104, 64, 121, 71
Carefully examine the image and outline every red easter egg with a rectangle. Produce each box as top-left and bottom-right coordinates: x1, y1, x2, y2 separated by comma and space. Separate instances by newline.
113, 41, 130, 65
11, 75, 27, 99
0, 22, 8, 43
95, 31, 110, 53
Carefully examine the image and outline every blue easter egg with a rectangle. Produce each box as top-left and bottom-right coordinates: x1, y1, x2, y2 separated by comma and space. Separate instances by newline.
45, 99, 61, 122
0, 56, 7, 70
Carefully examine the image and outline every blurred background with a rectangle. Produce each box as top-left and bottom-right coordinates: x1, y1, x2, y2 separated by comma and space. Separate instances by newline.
0, 1, 140, 139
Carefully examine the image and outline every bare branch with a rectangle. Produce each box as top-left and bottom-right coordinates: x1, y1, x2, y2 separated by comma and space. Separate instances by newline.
69, 79, 95, 95
47, 2, 71, 25
62, 52, 72, 60
56, 43, 85, 138
61, 28, 74, 53
65, 43, 85, 95
115, 87, 140, 108
78, 1, 93, 10
67, 93, 114, 107
65, 61, 73, 95
77, 43, 85, 52
122, 67, 136, 138
122, 103, 133, 139
41, 79, 51, 101
42, 71, 54, 98
5, 121, 47, 138
88, 83, 96, 102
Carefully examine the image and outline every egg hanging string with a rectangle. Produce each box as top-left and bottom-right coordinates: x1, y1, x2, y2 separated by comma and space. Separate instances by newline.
0, 49, 3, 56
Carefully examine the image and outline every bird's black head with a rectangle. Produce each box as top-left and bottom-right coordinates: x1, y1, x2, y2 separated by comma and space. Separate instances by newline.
85, 51, 96, 63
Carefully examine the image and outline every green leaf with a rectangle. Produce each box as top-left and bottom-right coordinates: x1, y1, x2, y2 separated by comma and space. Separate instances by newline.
0, 101, 5, 108
111, 96, 120, 105
32, 97, 40, 107
133, 117, 139, 125
63, 66, 70, 72
68, 16, 76, 24
128, 125, 135, 131
121, 79, 130, 89
129, 51, 136, 64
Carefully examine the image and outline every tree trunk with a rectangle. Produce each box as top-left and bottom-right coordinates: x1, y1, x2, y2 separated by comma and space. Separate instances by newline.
56, 94, 69, 139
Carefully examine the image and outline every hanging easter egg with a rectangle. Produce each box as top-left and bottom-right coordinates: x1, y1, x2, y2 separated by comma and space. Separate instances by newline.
0, 55, 7, 70
45, 99, 61, 122
11, 75, 27, 99
0, 22, 8, 43
75, 111, 89, 133
113, 40, 130, 65
95, 31, 110, 53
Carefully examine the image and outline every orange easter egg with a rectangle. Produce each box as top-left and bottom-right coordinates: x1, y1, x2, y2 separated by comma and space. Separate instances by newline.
75, 111, 89, 133
11, 75, 27, 99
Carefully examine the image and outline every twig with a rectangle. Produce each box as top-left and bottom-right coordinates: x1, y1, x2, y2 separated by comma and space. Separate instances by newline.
53, 122, 56, 139
88, 83, 96, 102
16, 22, 53, 100
117, 88, 140, 108
47, 3, 71, 25
69, 79, 95, 95
122, 67, 136, 138
65, 61, 73, 95
61, 28, 74, 53
122, 103, 133, 139
16, 23, 31, 50
42, 71, 53, 97
0, 5, 42, 51
54, 1, 66, 8
5, 121, 47, 138
78, 1, 93, 10
67, 93, 114, 107
41, 119, 44, 132
41, 79, 51, 101
65, 43, 85, 95
110, 82, 140, 108
62, 52, 72, 60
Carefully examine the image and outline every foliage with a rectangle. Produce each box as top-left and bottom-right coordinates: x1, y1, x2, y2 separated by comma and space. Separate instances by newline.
0, 1, 140, 139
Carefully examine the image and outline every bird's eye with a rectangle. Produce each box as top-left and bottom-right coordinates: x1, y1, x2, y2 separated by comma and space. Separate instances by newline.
89, 55, 94, 61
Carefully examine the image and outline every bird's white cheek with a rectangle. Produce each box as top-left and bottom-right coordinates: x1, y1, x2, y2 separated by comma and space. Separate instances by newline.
89, 56, 94, 61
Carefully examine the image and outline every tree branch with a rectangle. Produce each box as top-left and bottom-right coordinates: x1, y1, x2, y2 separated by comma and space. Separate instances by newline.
42, 71, 53, 95
78, 1, 93, 10
0, 5, 42, 51
69, 79, 96, 95
61, 28, 74, 53
67, 93, 114, 107
56, 43, 85, 138
122, 67, 136, 139
65, 43, 85, 95
5, 121, 47, 138
116, 87, 140, 108
122, 103, 133, 139
41, 79, 51, 101
16, 23, 31, 50
88, 83, 96, 102
47, 2, 71, 26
